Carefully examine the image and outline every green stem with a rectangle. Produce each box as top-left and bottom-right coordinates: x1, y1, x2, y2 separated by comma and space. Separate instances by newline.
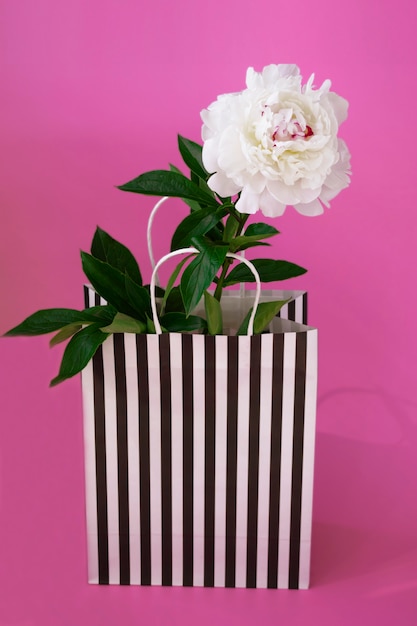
213, 211, 249, 301
213, 259, 233, 300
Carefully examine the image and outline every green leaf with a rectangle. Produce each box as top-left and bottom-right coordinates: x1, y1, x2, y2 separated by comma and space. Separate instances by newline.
81, 251, 141, 319
171, 206, 227, 251
204, 291, 223, 335
160, 255, 193, 314
163, 286, 185, 314
229, 241, 270, 253
124, 274, 152, 321
207, 225, 224, 242
223, 214, 240, 242
100, 312, 146, 334
244, 223, 280, 238
178, 135, 208, 180
3, 307, 114, 337
82, 305, 118, 324
229, 223, 279, 253
160, 312, 208, 333
143, 284, 165, 299
146, 314, 156, 334
50, 324, 108, 386
169, 163, 183, 176
49, 323, 83, 347
91, 227, 142, 285
236, 300, 290, 335
224, 258, 307, 286
169, 164, 202, 212
118, 170, 218, 207
189, 171, 222, 213
196, 173, 216, 198
180, 239, 228, 316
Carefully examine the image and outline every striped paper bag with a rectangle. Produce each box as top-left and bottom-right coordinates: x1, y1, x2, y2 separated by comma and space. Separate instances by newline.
81, 287, 317, 589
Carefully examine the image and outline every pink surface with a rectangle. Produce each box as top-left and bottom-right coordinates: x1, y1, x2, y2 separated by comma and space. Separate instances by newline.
1, 0, 416, 624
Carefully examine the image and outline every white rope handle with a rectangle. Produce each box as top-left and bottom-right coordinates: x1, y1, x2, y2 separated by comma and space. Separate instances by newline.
150, 247, 261, 336
147, 196, 169, 287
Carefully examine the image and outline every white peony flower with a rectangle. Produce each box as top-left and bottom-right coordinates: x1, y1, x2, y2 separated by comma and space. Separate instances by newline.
201, 64, 351, 217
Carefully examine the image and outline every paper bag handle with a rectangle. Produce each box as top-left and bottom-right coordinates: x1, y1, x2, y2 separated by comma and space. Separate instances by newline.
150, 247, 261, 336
147, 196, 169, 286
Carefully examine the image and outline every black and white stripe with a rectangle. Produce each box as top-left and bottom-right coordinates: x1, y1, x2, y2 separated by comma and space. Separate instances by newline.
276, 290, 307, 324
82, 287, 317, 589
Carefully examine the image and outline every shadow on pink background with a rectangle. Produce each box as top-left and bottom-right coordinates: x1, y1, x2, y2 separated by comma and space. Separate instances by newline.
1, 0, 417, 624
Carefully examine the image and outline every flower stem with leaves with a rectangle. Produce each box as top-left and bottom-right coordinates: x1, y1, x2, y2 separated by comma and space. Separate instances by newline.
3, 135, 307, 385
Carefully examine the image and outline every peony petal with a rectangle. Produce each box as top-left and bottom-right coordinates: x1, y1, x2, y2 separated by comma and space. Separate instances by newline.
319, 185, 341, 206
217, 127, 247, 172
202, 139, 220, 173
293, 198, 324, 216
245, 172, 267, 194
235, 187, 261, 214
247, 64, 301, 90
318, 78, 331, 94
261, 64, 300, 87
207, 171, 241, 197
324, 164, 350, 191
325, 92, 349, 125
276, 64, 300, 78
246, 67, 262, 90
267, 179, 320, 206
320, 139, 351, 204
304, 73, 316, 92
258, 189, 287, 217
294, 185, 323, 204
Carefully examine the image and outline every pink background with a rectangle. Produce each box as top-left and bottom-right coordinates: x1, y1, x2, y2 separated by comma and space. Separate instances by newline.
1, 0, 417, 624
